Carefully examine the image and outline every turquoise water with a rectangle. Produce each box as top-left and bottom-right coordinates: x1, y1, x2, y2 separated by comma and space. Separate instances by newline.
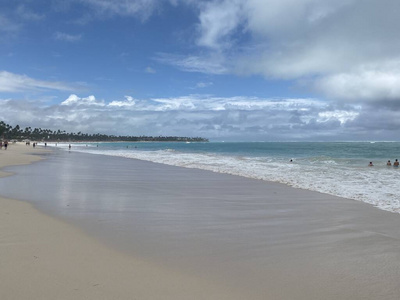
68, 141, 400, 160
56, 141, 400, 212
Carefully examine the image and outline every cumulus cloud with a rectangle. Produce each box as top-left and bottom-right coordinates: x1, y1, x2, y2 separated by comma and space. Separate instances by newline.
0, 71, 79, 92
109, 96, 136, 107
314, 69, 400, 103
61, 94, 105, 106
167, 0, 400, 104
3, 0, 400, 140
9, 0, 398, 107
46, 0, 400, 105
1, 93, 375, 141
317, 110, 358, 124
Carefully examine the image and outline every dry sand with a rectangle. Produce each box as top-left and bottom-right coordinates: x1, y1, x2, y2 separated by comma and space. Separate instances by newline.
0, 143, 242, 300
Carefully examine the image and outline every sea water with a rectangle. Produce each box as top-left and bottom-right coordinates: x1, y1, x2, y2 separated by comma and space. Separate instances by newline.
55, 142, 400, 213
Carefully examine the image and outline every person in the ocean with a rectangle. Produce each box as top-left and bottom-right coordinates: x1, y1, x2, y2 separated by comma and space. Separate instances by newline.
387, 160, 392, 166
368, 162, 374, 166
394, 159, 399, 167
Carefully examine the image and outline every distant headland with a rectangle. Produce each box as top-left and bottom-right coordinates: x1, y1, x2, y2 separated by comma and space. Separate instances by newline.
0, 121, 208, 143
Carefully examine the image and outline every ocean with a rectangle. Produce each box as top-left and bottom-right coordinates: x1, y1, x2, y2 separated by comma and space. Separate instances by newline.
56, 141, 400, 213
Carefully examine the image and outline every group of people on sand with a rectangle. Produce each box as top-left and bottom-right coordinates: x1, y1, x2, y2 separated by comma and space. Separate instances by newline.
369, 159, 399, 167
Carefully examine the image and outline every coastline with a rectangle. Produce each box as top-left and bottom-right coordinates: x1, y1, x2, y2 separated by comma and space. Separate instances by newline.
2, 143, 400, 299
55, 141, 400, 214
0, 143, 243, 300
0, 142, 50, 177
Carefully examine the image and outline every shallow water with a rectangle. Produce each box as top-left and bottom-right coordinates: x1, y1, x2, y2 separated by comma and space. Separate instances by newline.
54, 141, 400, 212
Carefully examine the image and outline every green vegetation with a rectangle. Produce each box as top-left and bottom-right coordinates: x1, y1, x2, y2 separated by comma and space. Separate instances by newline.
0, 121, 208, 142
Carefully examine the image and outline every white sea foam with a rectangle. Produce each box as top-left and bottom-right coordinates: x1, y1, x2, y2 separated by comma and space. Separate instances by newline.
53, 143, 400, 213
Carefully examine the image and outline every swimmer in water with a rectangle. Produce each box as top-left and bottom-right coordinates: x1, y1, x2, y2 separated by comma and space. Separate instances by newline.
368, 162, 374, 166
394, 159, 399, 167
387, 160, 392, 166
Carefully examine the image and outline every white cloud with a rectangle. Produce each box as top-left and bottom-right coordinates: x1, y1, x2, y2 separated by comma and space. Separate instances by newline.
317, 110, 359, 124
3, 0, 400, 141
109, 96, 136, 107
54, 32, 83, 42
315, 69, 400, 102
196, 0, 245, 50
61, 94, 105, 106
175, 0, 400, 104
0, 71, 78, 92
64, 93, 326, 113
1, 94, 395, 141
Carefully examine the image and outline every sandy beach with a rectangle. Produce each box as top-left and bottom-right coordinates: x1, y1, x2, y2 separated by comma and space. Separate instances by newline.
1, 143, 400, 299
0, 144, 243, 300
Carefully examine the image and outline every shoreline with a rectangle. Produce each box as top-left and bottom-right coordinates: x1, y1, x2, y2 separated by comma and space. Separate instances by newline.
0, 142, 50, 176
2, 143, 400, 299
0, 143, 243, 300
49, 140, 400, 214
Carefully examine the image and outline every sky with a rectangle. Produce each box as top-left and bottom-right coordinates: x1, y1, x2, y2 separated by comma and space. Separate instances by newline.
1, 0, 400, 141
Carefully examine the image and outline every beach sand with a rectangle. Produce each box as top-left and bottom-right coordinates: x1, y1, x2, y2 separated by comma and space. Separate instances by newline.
0, 144, 242, 300
1, 143, 400, 299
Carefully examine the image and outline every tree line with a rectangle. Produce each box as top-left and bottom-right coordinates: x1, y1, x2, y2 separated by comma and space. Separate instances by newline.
0, 121, 208, 142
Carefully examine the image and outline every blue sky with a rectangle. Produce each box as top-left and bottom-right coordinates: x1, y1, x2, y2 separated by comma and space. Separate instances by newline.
1, 0, 400, 141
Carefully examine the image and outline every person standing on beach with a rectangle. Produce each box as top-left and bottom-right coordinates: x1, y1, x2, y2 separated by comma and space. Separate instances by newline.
394, 159, 399, 167
69, 144, 71, 150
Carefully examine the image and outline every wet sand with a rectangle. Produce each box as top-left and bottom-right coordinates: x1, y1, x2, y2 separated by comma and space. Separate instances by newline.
1, 143, 400, 299
0, 144, 243, 300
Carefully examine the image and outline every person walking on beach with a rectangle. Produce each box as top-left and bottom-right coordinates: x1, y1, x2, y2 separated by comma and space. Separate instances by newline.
69, 144, 71, 150
394, 159, 399, 167
4, 140, 8, 150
